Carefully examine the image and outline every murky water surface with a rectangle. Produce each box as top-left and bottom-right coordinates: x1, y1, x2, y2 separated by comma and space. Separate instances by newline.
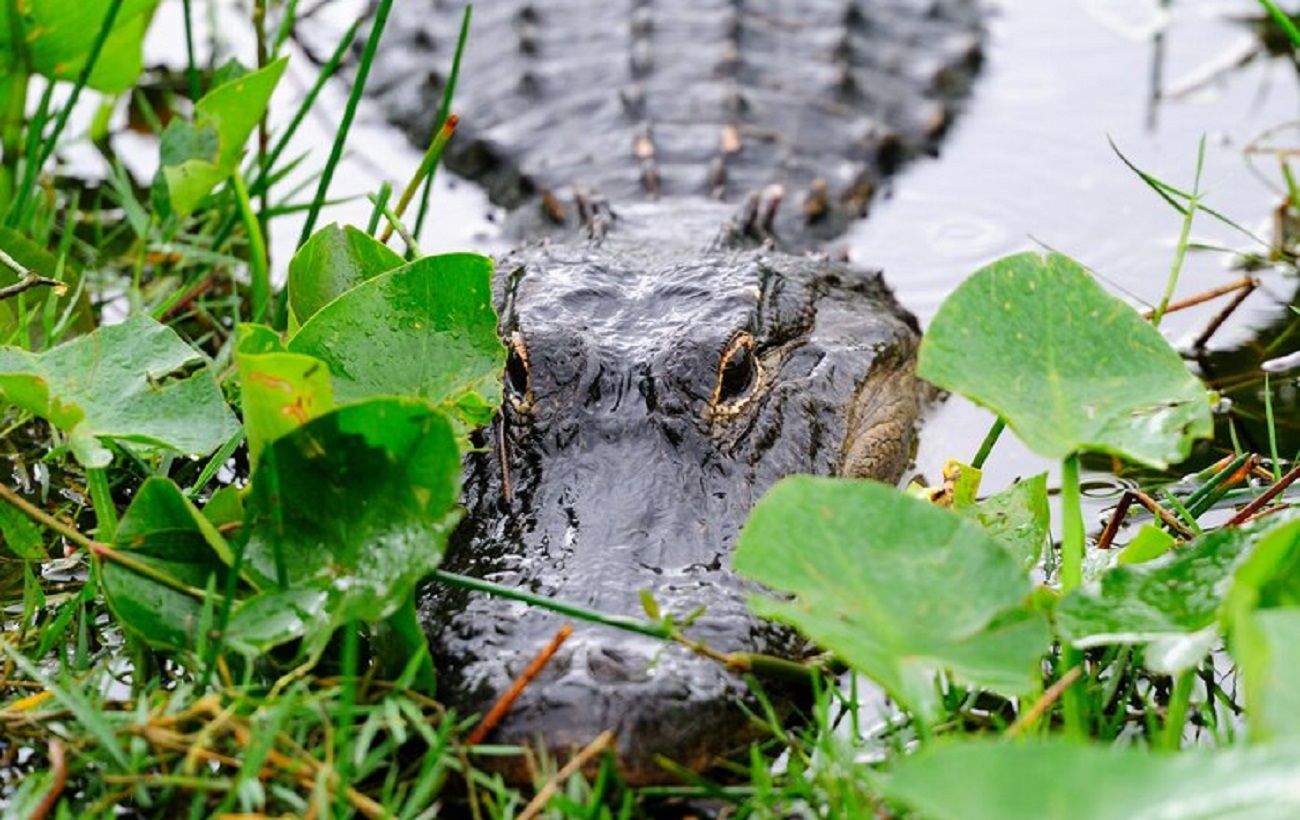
47, 0, 1300, 538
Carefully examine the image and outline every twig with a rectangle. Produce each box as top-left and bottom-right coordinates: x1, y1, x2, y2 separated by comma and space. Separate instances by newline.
1140, 275, 1256, 320
1131, 490, 1197, 540
1007, 666, 1083, 737
1095, 491, 1135, 550
1192, 278, 1258, 349
517, 730, 616, 820
0, 483, 94, 551
466, 624, 573, 747
1224, 463, 1300, 527
0, 272, 65, 302
28, 738, 67, 820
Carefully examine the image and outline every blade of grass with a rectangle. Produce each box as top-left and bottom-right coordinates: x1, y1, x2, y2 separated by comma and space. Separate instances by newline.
296, 0, 395, 248
0, 641, 131, 769
412, 5, 473, 242
8, 0, 126, 227
1259, 0, 1300, 47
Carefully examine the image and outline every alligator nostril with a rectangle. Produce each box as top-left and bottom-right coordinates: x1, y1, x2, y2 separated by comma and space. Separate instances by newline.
585, 645, 651, 684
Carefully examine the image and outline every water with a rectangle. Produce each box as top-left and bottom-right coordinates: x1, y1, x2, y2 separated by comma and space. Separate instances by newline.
146, 0, 1300, 522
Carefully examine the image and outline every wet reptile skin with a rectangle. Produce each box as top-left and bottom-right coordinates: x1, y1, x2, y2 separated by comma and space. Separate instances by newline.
371, 0, 983, 784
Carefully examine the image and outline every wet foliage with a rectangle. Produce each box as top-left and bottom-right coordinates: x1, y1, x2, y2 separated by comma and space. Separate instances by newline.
0, 0, 1297, 818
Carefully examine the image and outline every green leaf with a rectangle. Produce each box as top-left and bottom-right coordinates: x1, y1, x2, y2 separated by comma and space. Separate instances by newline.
0, 0, 157, 93
883, 738, 1300, 820
153, 56, 288, 217
957, 473, 1049, 572
0, 500, 45, 559
223, 586, 329, 657
918, 252, 1213, 468
1117, 523, 1176, 565
234, 323, 333, 467
1235, 607, 1300, 741
0, 315, 239, 467
99, 478, 233, 651
288, 253, 505, 432
1056, 526, 1256, 668
288, 224, 405, 325
242, 398, 462, 627
733, 477, 1049, 721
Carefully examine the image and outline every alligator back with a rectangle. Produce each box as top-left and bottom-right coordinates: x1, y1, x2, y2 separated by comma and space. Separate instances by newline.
373, 0, 982, 238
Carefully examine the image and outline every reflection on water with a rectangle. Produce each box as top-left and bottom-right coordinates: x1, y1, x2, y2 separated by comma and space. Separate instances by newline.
97, 0, 1300, 519
875, 0, 1300, 516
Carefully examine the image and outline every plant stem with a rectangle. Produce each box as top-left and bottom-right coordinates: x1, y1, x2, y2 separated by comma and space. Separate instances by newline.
85, 467, 118, 543
971, 417, 1005, 469
296, 0, 395, 248
431, 569, 670, 640
9, 0, 125, 226
1161, 669, 1194, 750
182, 0, 200, 101
412, 6, 473, 242
1060, 454, 1084, 592
232, 171, 270, 323
1150, 136, 1205, 327
0, 0, 30, 217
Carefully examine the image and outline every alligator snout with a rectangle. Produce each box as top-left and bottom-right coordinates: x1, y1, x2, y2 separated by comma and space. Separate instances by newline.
459, 626, 788, 784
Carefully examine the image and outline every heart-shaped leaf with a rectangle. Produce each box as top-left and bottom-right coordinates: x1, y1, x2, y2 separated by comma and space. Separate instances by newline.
288, 253, 504, 433
99, 478, 233, 651
234, 324, 334, 466
919, 252, 1212, 468
242, 398, 462, 627
0, 315, 239, 467
288, 224, 405, 326
883, 738, 1300, 820
734, 477, 1049, 721
0, 0, 156, 93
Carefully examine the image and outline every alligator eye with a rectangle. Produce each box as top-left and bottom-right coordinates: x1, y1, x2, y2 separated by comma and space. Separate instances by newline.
712, 332, 759, 410
505, 330, 532, 407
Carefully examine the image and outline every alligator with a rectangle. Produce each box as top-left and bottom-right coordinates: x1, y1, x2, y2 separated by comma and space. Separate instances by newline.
370, 0, 983, 784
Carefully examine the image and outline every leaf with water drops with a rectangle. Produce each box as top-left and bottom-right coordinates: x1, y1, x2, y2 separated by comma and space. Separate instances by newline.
0, 315, 239, 467
919, 251, 1212, 468
242, 398, 462, 627
734, 477, 1048, 722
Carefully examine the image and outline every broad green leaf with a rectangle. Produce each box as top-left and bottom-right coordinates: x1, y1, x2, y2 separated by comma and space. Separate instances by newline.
734, 477, 1049, 721
1056, 526, 1256, 671
0, 0, 157, 93
288, 224, 405, 325
99, 478, 232, 651
1226, 517, 1300, 613
883, 738, 1300, 820
1223, 517, 1300, 739
1118, 523, 1177, 565
0, 227, 93, 343
958, 473, 1049, 571
289, 253, 505, 432
224, 586, 329, 657
234, 323, 333, 466
1235, 607, 1300, 741
918, 252, 1212, 468
0, 315, 239, 467
243, 398, 462, 627
154, 56, 288, 217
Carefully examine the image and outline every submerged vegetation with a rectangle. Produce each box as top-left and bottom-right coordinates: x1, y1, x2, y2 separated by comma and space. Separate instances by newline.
0, 0, 1297, 817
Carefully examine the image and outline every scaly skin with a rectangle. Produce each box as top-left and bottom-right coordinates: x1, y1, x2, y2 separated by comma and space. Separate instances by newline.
371, 0, 982, 783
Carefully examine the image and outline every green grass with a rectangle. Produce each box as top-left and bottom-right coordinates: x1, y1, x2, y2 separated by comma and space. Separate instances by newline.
0, 2, 1298, 818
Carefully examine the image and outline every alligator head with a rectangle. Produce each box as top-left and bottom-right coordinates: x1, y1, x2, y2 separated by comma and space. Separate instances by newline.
417, 207, 922, 783
372, 0, 984, 784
